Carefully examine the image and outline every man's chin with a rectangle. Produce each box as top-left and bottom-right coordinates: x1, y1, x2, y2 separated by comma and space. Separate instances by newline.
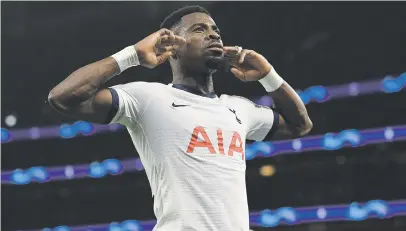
205, 56, 229, 72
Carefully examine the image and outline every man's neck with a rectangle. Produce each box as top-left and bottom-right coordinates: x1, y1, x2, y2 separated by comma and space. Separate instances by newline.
172, 71, 215, 96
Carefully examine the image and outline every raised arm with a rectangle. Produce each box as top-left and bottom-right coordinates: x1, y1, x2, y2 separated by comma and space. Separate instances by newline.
48, 29, 186, 124
224, 46, 313, 139
47, 57, 120, 124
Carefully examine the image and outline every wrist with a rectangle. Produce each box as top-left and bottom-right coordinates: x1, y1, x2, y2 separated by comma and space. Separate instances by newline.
111, 45, 140, 73
258, 67, 284, 92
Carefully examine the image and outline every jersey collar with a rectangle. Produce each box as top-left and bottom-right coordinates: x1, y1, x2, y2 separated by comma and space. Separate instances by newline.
169, 83, 218, 99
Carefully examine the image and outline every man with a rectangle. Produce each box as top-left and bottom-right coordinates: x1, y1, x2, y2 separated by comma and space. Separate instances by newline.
48, 5, 312, 231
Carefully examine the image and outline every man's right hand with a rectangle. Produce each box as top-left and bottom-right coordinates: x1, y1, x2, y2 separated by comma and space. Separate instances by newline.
135, 28, 186, 69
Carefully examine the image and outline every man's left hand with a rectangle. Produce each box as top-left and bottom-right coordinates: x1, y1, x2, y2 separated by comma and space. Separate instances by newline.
223, 46, 273, 82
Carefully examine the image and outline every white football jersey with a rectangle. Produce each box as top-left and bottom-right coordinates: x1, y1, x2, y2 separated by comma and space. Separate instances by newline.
109, 82, 278, 231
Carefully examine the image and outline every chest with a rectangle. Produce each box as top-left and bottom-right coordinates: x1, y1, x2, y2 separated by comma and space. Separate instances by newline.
140, 93, 248, 160
157, 94, 247, 133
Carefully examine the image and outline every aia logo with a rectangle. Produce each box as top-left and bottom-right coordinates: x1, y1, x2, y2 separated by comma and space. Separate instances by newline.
186, 126, 245, 160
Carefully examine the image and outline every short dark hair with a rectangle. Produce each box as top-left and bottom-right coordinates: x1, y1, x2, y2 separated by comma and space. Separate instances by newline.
160, 5, 211, 30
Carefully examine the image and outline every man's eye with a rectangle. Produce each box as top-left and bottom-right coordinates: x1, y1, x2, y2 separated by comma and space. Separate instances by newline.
194, 27, 204, 32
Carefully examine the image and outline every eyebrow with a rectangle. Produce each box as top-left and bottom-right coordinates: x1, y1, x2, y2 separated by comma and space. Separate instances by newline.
190, 23, 220, 33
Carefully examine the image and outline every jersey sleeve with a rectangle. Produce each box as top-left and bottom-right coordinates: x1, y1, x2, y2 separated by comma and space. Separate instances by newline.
107, 82, 152, 127
245, 104, 280, 141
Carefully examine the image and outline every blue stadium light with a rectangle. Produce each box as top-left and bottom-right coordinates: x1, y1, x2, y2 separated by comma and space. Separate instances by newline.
10, 169, 31, 185
2, 74, 405, 144
89, 158, 123, 178
347, 200, 389, 221
10, 167, 49, 185
259, 207, 297, 227
2, 125, 406, 185
53, 226, 71, 231
117, 220, 143, 231
382, 72, 406, 93
59, 121, 95, 139
255, 200, 399, 227
108, 222, 123, 231
37, 200, 406, 231
89, 162, 108, 178
246, 142, 274, 160
323, 129, 362, 150
28, 166, 50, 182
298, 85, 329, 104
103, 159, 124, 175
1, 128, 11, 142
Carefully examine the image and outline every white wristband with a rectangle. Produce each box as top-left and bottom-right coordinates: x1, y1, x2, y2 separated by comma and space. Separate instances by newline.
258, 67, 284, 92
111, 45, 140, 73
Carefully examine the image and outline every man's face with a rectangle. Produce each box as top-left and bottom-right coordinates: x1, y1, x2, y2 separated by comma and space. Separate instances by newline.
175, 12, 225, 71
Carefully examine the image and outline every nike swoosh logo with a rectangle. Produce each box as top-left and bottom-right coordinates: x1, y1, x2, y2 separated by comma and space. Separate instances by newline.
172, 102, 189, 107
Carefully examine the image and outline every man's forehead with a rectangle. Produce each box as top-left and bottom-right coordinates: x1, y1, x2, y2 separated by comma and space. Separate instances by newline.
181, 12, 216, 27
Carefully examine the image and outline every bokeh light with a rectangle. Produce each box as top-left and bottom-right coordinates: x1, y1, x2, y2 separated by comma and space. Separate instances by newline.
260, 165, 275, 177
5, 114, 17, 127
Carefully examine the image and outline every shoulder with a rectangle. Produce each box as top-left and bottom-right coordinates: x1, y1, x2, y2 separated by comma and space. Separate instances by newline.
220, 94, 252, 105
220, 94, 272, 110
111, 81, 167, 93
110, 82, 170, 99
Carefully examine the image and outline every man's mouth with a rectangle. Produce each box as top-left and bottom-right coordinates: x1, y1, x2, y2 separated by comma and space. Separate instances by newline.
207, 47, 223, 52
206, 43, 224, 54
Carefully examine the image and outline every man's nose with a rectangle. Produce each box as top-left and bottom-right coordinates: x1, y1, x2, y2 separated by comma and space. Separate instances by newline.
208, 32, 221, 40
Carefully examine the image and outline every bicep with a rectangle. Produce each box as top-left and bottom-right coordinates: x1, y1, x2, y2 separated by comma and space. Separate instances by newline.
77, 85, 144, 126
49, 82, 147, 125
73, 88, 115, 124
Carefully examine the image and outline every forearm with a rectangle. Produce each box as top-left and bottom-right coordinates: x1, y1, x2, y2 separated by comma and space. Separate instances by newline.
269, 82, 312, 134
48, 44, 140, 113
48, 29, 179, 122
259, 68, 313, 136
48, 57, 119, 111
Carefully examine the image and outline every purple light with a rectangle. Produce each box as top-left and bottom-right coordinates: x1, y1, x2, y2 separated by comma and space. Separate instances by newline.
1, 74, 405, 144
29, 127, 41, 139
21, 200, 406, 231
348, 82, 360, 96
2, 125, 406, 185
135, 158, 144, 171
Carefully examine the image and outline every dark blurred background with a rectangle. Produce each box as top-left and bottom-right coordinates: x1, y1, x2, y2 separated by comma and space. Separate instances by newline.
2, 1, 406, 231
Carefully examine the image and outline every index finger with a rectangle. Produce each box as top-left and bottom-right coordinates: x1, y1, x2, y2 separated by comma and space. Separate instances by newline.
223, 46, 241, 59
223, 46, 240, 52
158, 28, 174, 36
159, 35, 186, 47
